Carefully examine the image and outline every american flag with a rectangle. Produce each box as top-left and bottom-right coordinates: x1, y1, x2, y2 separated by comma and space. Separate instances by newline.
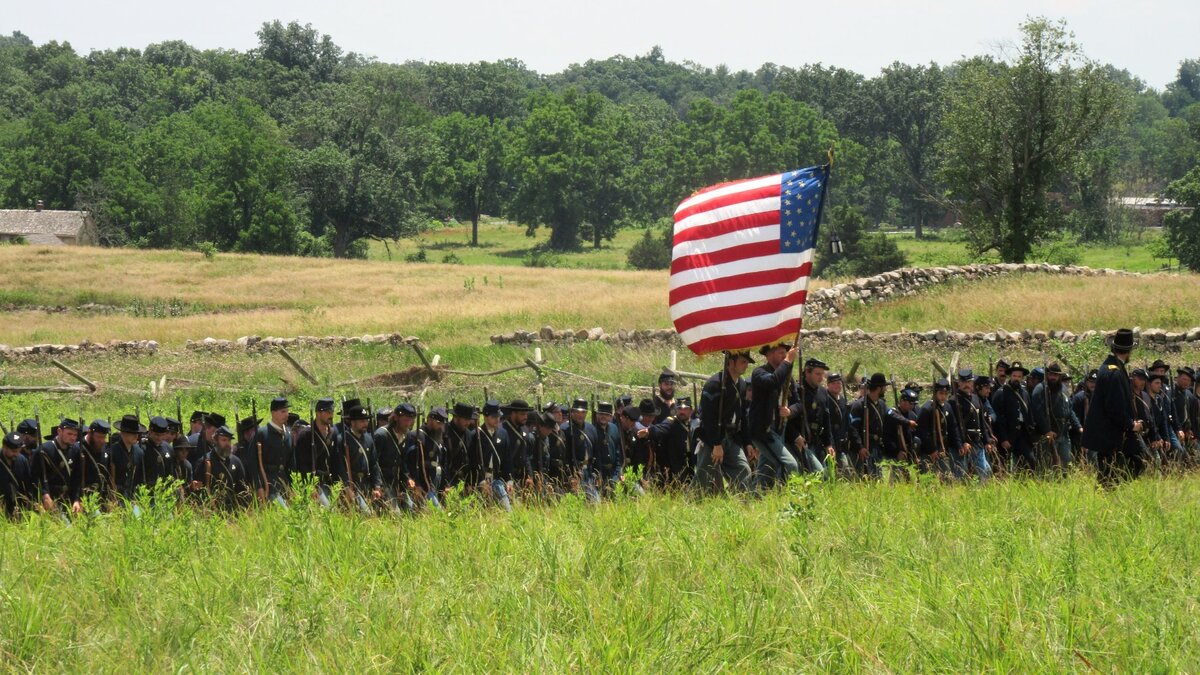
669, 165, 829, 355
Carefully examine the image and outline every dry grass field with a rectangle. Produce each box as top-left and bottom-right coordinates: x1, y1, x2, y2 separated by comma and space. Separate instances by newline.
4, 245, 1199, 350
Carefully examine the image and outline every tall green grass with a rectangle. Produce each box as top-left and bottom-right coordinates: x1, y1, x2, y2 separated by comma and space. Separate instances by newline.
2, 475, 1197, 670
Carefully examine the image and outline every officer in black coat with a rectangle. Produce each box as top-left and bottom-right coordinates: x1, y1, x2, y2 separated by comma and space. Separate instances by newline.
1, 432, 33, 519
251, 397, 295, 506
1082, 329, 1142, 488
196, 425, 250, 510
994, 362, 1037, 473
35, 418, 79, 513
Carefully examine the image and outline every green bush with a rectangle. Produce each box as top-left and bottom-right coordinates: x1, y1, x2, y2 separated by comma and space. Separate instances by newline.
626, 226, 673, 270
522, 248, 562, 268
405, 247, 428, 263
441, 252, 464, 265
196, 241, 217, 260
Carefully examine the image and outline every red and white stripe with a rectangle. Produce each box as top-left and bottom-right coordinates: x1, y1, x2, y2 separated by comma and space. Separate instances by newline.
669, 173, 813, 355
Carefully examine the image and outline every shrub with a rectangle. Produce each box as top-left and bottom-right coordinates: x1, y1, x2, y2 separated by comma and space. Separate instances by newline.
626, 226, 673, 270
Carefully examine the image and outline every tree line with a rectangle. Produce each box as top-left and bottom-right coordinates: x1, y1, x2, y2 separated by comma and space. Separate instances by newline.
1, 19, 1198, 268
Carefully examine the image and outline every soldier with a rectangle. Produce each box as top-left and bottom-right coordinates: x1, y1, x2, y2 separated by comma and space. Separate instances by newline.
787, 357, 835, 475
106, 415, 142, 502
1174, 367, 1199, 462
442, 403, 476, 499
165, 417, 183, 446
954, 372, 994, 482
994, 362, 1037, 473
1032, 363, 1082, 475
1083, 329, 1142, 488
747, 342, 800, 490
1, 432, 33, 519
825, 373, 852, 475
617, 405, 645, 495
626, 399, 656, 484
848, 374, 889, 479
974, 375, 999, 478
695, 350, 754, 494
196, 425, 250, 511
653, 369, 677, 423
562, 398, 600, 503
883, 388, 919, 479
917, 379, 963, 480
530, 412, 562, 496
129, 416, 170, 498
166, 435, 198, 500
35, 418, 78, 514
640, 396, 695, 488
992, 359, 1010, 393
70, 419, 112, 510
501, 400, 535, 496
405, 406, 447, 509
1129, 369, 1161, 468
197, 412, 224, 460
295, 398, 336, 506
1071, 371, 1097, 465
186, 410, 205, 444
235, 416, 258, 457
16, 419, 39, 458
374, 403, 417, 513
332, 400, 381, 512
474, 400, 512, 511
590, 401, 623, 498
250, 398, 294, 506
1147, 372, 1180, 466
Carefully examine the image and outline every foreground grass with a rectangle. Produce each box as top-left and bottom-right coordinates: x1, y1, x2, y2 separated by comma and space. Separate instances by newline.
1, 475, 1196, 670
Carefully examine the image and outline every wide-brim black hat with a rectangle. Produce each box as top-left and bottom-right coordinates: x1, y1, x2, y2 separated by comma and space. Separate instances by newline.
1007, 362, 1029, 376
758, 342, 791, 356
725, 350, 757, 364
1045, 362, 1064, 375
1178, 367, 1196, 381
452, 402, 475, 419
501, 399, 534, 413
344, 405, 371, 421
1110, 328, 1137, 351
237, 416, 260, 433
867, 373, 888, 389
117, 415, 142, 435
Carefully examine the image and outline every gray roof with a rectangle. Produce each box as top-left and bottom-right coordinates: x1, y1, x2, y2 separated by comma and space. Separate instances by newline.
0, 209, 90, 236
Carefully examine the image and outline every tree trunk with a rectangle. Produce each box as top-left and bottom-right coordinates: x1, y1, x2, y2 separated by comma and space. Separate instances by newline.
548, 222, 579, 251
471, 212, 479, 247
593, 223, 602, 250
332, 226, 350, 259
914, 217, 924, 240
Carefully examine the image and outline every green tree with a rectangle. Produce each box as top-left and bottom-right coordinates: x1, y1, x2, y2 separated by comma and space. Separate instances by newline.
291, 65, 442, 257
813, 205, 907, 278
505, 89, 637, 250
865, 62, 946, 237
939, 18, 1129, 262
1163, 165, 1200, 271
431, 113, 506, 246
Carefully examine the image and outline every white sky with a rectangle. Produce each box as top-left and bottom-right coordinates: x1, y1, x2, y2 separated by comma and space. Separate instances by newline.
8, 0, 1196, 89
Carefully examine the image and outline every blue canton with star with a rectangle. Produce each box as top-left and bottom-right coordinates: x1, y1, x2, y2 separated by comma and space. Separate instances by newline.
779, 166, 827, 254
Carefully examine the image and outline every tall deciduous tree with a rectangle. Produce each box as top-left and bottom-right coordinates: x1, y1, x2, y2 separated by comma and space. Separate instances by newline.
939, 18, 1129, 262
431, 113, 506, 246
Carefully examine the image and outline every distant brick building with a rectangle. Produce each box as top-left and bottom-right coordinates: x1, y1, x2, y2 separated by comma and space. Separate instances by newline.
0, 201, 99, 246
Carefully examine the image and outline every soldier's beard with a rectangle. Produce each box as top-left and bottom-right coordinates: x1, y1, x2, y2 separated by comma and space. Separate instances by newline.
426, 427, 443, 444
